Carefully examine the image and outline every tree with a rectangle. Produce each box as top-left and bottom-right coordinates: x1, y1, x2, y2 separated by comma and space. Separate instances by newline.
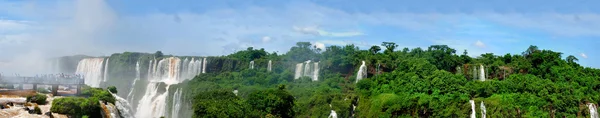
566, 55, 578, 64
381, 42, 398, 54
154, 51, 164, 58
523, 45, 539, 58
369, 45, 381, 54
107, 86, 118, 94
247, 88, 295, 117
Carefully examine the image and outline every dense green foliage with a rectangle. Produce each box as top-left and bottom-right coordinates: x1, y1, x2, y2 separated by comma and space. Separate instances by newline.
107, 86, 118, 94
50, 86, 117, 117
80, 86, 116, 104
50, 97, 102, 118
27, 94, 47, 105
178, 42, 600, 117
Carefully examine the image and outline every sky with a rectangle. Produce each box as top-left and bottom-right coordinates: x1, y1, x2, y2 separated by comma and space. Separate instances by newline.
1, 0, 600, 69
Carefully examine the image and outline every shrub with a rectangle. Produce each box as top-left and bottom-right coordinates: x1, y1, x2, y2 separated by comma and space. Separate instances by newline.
27, 94, 47, 105
50, 97, 102, 117
107, 86, 118, 94
33, 105, 42, 114
81, 87, 115, 104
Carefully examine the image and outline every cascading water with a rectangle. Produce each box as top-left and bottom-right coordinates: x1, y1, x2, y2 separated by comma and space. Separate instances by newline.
470, 100, 476, 118
356, 61, 367, 83
134, 57, 204, 118
268, 60, 272, 72
76, 58, 105, 87
295, 63, 304, 79
589, 103, 598, 118
202, 58, 207, 73
103, 58, 110, 82
304, 60, 312, 77
328, 110, 338, 118
127, 61, 140, 105
480, 101, 487, 118
479, 64, 485, 81
171, 88, 183, 118
313, 62, 319, 81
111, 91, 133, 118
250, 61, 255, 69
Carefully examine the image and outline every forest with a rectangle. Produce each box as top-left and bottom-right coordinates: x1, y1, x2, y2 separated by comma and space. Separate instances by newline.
176, 42, 600, 117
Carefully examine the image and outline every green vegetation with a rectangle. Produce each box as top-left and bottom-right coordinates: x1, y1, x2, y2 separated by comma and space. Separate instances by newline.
50, 86, 116, 117
33, 105, 42, 114
107, 86, 118, 94
178, 42, 600, 117
27, 94, 47, 105
50, 97, 102, 117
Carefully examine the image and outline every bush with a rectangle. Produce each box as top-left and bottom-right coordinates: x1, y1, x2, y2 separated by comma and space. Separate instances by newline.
33, 105, 42, 114
107, 86, 117, 94
27, 94, 47, 105
50, 97, 102, 117
81, 87, 115, 104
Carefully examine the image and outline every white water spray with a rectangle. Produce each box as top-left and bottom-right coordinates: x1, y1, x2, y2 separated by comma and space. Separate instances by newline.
589, 103, 598, 118
294, 63, 303, 79
126, 61, 140, 105
103, 58, 110, 82
268, 60, 272, 72
76, 58, 105, 87
479, 64, 485, 81
470, 100, 476, 118
250, 61, 255, 69
480, 101, 487, 118
304, 60, 312, 77
202, 58, 207, 73
313, 62, 319, 81
171, 88, 183, 118
356, 61, 367, 83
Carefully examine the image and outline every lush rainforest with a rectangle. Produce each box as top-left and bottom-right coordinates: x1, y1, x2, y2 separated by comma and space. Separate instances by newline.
175, 42, 600, 118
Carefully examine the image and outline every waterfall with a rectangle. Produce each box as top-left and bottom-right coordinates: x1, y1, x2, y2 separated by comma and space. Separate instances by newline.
294, 63, 304, 79
268, 60, 272, 72
111, 92, 133, 118
103, 58, 110, 82
313, 62, 319, 81
250, 61, 255, 69
233, 90, 239, 96
589, 103, 598, 118
76, 58, 105, 87
356, 61, 367, 83
171, 88, 183, 118
480, 101, 487, 118
304, 60, 312, 77
106, 103, 120, 118
127, 61, 140, 105
328, 110, 338, 118
135, 83, 169, 118
134, 57, 205, 118
470, 100, 476, 118
202, 58, 207, 73
479, 65, 485, 81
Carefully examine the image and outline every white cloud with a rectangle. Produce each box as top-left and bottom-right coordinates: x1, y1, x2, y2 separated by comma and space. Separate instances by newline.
581, 53, 588, 58
474, 40, 486, 48
262, 36, 272, 43
314, 42, 326, 50
293, 26, 364, 37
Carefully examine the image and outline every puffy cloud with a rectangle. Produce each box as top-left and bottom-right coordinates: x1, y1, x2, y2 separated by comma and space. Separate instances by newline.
581, 53, 588, 58
262, 36, 272, 43
293, 26, 364, 37
314, 42, 326, 50
474, 40, 486, 48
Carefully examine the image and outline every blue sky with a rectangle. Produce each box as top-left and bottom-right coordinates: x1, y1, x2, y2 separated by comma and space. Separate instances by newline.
1, 0, 600, 68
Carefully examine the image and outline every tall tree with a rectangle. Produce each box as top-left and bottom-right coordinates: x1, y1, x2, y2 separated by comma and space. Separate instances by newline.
369, 45, 381, 54
381, 42, 398, 54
